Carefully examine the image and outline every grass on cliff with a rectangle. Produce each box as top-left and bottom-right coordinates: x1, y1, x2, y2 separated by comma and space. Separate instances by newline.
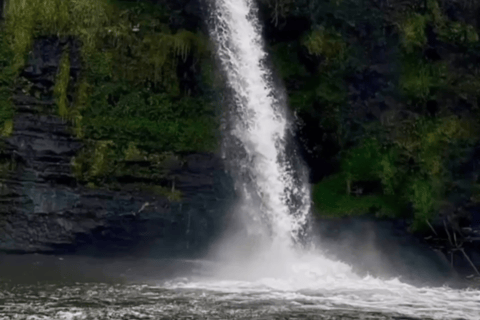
54, 50, 71, 119
2, 0, 220, 189
72, 140, 183, 200
0, 26, 16, 132
4, 0, 212, 94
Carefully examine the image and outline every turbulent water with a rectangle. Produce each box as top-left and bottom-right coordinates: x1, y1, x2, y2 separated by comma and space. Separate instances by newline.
1, 0, 480, 319
0, 258, 479, 320
209, 0, 311, 247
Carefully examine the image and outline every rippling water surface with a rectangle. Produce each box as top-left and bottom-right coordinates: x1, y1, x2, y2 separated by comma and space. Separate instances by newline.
1, 279, 478, 320
1, 255, 479, 320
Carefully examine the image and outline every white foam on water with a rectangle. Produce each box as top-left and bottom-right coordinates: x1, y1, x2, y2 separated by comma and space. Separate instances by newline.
202, 0, 480, 319
56, 311, 86, 320
166, 252, 480, 319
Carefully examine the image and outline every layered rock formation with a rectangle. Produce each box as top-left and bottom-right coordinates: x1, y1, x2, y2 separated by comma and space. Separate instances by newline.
0, 37, 234, 257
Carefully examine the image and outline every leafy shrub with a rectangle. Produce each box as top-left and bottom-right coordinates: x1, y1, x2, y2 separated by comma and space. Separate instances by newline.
399, 57, 448, 101
0, 28, 15, 131
408, 178, 437, 231
398, 13, 428, 53
72, 140, 117, 184
303, 26, 347, 64
378, 149, 399, 195
439, 21, 479, 46
341, 138, 382, 183
312, 174, 402, 217
270, 42, 307, 80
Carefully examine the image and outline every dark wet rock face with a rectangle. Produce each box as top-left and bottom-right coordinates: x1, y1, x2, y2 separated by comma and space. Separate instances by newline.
0, 37, 234, 257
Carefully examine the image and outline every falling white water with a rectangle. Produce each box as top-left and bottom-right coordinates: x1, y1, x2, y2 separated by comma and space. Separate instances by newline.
209, 0, 310, 249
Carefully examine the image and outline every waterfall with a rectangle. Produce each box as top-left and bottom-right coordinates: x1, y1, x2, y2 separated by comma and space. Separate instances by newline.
209, 0, 311, 250
168, 3, 480, 319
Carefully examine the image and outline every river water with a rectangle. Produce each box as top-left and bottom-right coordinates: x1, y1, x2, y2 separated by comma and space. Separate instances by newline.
0, 282, 451, 320
1, 254, 479, 320
1, 282, 476, 320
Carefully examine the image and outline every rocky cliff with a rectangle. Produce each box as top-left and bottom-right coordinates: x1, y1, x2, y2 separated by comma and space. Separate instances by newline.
0, 36, 234, 257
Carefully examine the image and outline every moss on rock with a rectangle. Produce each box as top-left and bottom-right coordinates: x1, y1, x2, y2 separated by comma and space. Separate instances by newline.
1, 0, 220, 191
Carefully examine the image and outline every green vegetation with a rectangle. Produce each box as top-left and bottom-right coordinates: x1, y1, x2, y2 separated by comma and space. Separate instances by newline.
303, 27, 348, 64
54, 50, 71, 119
263, 0, 480, 230
1, 0, 219, 191
72, 140, 116, 185
0, 23, 16, 131
312, 174, 403, 217
270, 42, 308, 80
312, 115, 477, 230
395, 0, 479, 52
398, 13, 428, 53
426, 0, 479, 46
440, 21, 479, 45
72, 0, 218, 155
0, 120, 13, 137
399, 57, 448, 101
71, 140, 183, 200
81, 90, 217, 153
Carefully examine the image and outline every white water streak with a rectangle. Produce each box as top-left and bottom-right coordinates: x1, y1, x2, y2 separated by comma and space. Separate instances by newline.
210, 0, 309, 246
